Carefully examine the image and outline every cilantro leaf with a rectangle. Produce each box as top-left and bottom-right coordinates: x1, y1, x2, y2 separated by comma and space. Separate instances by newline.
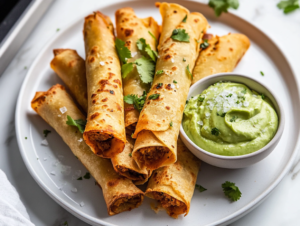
182, 15, 187, 23
63, 221, 69, 226
171, 29, 190, 42
124, 91, 147, 112
77, 177, 83, 180
261, 93, 266, 100
260, 71, 264, 76
129, 153, 132, 157
156, 70, 164, 75
83, 172, 91, 179
121, 63, 134, 78
230, 116, 237, 122
170, 121, 173, 127
66, 115, 86, 133
208, 0, 240, 17
211, 127, 220, 136
148, 31, 158, 45
173, 80, 177, 84
136, 38, 156, 61
200, 39, 210, 49
115, 38, 131, 64
277, 0, 299, 14
222, 181, 242, 201
148, 94, 160, 100
195, 184, 207, 192
135, 56, 155, 83
186, 65, 193, 79
43, 129, 51, 137
198, 96, 205, 102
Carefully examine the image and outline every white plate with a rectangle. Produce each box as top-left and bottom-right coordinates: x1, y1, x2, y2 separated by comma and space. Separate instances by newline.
15, 0, 300, 225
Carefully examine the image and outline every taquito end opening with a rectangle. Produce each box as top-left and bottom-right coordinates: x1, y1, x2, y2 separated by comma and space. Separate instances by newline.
115, 165, 147, 182
110, 193, 143, 215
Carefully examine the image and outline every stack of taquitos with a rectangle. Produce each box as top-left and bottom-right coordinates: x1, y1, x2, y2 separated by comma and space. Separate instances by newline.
83, 12, 126, 158
132, 2, 209, 170
31, 84, 144, 215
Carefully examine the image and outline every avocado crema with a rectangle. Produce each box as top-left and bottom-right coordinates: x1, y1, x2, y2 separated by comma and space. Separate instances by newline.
183, 82, 278, 156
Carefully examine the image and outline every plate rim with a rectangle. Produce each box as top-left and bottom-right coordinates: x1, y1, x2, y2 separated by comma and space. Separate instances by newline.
15, 0, 300, 225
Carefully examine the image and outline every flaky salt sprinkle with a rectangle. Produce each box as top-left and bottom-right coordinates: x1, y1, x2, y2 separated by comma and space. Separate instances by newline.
171, 58, 174, 63
50, 171, 56, 176
80, 202, 85, 207
59, 106, 67, 114
41, 139, 48, 146
197, 120, 203, 126
131, 52, 137, 57
99, 61, 105, 66
71, 187, 78, 193
78, 138, 83, 142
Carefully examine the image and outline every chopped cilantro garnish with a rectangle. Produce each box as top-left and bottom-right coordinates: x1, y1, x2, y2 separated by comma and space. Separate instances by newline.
25, 137, 27, 140
131, 133, 134, 138
63, 221, 69, 226
124, 91, 147, 112
186, 100, 189, 104
77, 177, 83, 180
200, 39, 210, 49
135, 56, 155, 83
241, 88, 247, 94
148, 31, 158, 44
236, 100, 240, 104
260, 71, 264, 76
208, 0, 239, 17
83, 172, 91, 179
121, 63, 134, 78
115, 38, 131, 64
24, 66, 27, 70
217, 112, 226, 117
230, 116, 237, 122
277, 0, 299, 14
136, 38, 157, 61
170, 121, 173, 127
173, 80, 177, 84
129, 153, 132, 157
171, 29, 190, 42
211, 127, 220, 136
195, 184, 207, 192
56, 28, 60, 32
148, 94, 160, 100
198, 96, 205, 102
261, 93, 266, 100
226, 94, 232, 97
222, 181, 242, 201
66, 115, 86, 133
43, 129, 51, 137
156, 70, 164, 75
182, 15, 187, 23
186, 65, 193, 79
156, 83, 163, 88
183, 58, 186, 62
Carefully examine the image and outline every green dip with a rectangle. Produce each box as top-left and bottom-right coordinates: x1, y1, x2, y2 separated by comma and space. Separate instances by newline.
183, 82, 278, 156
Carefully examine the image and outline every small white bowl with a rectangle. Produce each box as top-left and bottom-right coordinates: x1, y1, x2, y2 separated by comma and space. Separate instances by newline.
179, 73, 285, 169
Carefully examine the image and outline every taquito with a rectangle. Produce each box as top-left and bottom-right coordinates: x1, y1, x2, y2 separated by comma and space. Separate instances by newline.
192, 33, 250, 85
49, 48, 150, 184
132, 2, 209, 170
145, 138, 201, 218
83, 12, 126, 158
115, 7, 160, 132
50, 49, 88, 112
31, 84, 144, 216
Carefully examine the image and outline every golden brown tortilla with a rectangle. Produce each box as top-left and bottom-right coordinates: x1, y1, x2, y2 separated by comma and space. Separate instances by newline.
132, 2, 209, 170
192, 33, 250, 84
145, 138, 201, 218
115, 7, 160, 132
31, 84, 144, 216
83, 12, 126, 158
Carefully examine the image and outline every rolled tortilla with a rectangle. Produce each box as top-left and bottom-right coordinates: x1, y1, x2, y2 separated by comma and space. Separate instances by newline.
115, 7, 160, 132
50, 49, 88, 112
83, 12, 126, 158
49, 48, 150, 184
132, 2, 209, 170
192, 33, 250, 85
145, 138, 201, 218
31, 84, 144, 216
111, 135, 151, 185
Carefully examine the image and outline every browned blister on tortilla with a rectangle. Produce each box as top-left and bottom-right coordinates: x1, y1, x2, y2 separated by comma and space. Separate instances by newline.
145, 138, 201, 218
83, 12, 126, 158
132, 2, 209, 170
31, 84, 144, 216
192, 33, 250, 85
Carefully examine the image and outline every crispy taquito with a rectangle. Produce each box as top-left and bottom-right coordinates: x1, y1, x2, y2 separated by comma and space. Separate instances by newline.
132, 2, 209, 170
31, 84, 144, 216
83, 12, 126, 158
50, 49, 88, 111
115, 7, 160, 133
145, 138, 201, 218
192, 33, 250, 84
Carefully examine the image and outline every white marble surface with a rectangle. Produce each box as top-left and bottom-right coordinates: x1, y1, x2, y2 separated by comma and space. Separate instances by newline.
0, 0, 300, 225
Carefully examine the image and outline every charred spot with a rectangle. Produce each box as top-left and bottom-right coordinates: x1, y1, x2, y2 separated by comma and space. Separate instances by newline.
52, 91, 56, 94
108, 56, 113, 60
107, 179, 119, 187
174, 10, 177, 13
88, 56, 95, 63
91, 93, 97, 98
194, 19, 199, 23
108, 72, 115, 79
130, 22, 138, 26
147, 101, 150, 105
165, 106, 170, 110
125, 40, 131, 48
116, 103, 122, 111
90, 112, 100, 120
90, 46, 98, 55
229, 48, 233, 51
110, 109, 114, 112
124, 29, 134, 37
99, 79, 110, 86
101, 97, 108, 102
92, 99, 97, 104
171, 145, 174, 148
171, 66, 177, 71
164, 54, 172, 60
121, 27, 124, 31
108, 68, 111, 71
156, 83, 163, 89
113, 79, 121, 86
68, 60, 76, 67
165, 84, 172, 90
109, 90, 115, 95
113, 85, 118, 88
